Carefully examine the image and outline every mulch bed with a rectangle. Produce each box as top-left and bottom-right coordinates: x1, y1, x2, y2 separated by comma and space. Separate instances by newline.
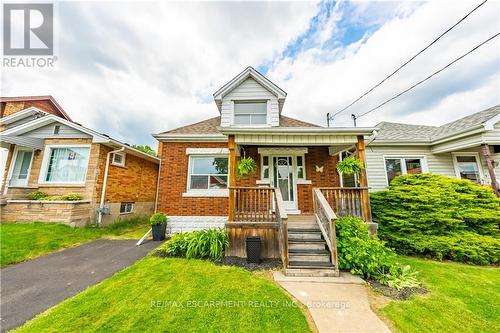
368, 279, 428, 300
219, 256, 282, 271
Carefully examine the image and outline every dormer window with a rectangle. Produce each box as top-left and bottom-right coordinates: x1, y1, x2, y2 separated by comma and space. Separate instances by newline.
233, 101, 267, 125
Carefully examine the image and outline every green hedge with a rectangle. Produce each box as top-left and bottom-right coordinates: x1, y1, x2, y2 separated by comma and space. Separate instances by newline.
371, 174, 500, 265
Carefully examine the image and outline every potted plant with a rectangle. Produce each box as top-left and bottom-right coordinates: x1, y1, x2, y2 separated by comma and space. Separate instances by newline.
336, 156, 364, 176
150, 212, 168, 241
236, 157, 257, 177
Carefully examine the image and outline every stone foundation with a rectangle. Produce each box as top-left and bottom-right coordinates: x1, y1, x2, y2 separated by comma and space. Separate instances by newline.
1, 200, 92, 227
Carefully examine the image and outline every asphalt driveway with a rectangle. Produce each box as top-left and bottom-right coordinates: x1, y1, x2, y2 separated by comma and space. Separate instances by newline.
1, 239, 160, 331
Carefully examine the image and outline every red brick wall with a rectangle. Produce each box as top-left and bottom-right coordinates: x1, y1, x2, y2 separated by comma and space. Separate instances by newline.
157, 141, 229, 216
298, 147, 340, 213
1, 100, 66, 119
157, 143, 340, 216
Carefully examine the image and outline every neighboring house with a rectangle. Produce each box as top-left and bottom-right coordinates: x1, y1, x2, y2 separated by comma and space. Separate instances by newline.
365, 106, 500, 195
154, 66, 376, 274
0, 96, 159, 226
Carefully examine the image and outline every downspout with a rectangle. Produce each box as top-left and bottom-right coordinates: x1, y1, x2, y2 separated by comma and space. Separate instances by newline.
98, 146, 125, 226
365, 129, 379, 147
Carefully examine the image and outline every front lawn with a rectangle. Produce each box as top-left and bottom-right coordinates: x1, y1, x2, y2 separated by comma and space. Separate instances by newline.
15, 257, 311, 332
0, 217, 150, 267
377, 257, 500, 333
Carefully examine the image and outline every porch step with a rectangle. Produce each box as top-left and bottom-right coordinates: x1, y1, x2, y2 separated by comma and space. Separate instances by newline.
288, 261, 334, 268
288, 241, 326, 251
287, 230, 322, 240
288, 248, 329, 255
289, 253, 330, 263
284, 268, 339, 277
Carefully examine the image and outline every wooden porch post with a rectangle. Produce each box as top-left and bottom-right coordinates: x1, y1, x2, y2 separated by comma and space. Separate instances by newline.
228, 135, 236, 221
481, 144, 500, 197
356, 135, 372, 222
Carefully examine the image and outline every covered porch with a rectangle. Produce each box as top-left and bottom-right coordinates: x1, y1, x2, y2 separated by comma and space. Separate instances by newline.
220, 126, 376, 274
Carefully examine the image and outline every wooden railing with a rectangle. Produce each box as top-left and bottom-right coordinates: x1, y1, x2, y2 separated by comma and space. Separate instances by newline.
275, 190, 288, 268
312, 188, 338, 270
230, 187, 275, 222
319, 187, 371, 221
229, 186, 288, 267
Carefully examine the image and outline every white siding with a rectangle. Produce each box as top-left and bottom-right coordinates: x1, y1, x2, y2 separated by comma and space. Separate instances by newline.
365, 146, 456, 191
483, 121, 500, 143
366, 144, 500, 191
22, 123, 91, 139
220, 77, 279, 127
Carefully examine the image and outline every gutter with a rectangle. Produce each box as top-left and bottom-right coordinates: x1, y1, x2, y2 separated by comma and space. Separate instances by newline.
98, 146, 125, 226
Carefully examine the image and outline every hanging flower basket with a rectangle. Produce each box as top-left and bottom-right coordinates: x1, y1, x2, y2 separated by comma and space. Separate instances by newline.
236, 157, 257, 177
336, 156, 364, 175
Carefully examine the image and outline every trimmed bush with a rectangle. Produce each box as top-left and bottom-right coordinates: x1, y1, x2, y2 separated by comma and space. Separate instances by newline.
336, 216, 420, 290
27, 191, 49, 200
150, 212, 167, 226
27, 191, 83, 201
371, 174, 500, 264
155, 229, 229, 261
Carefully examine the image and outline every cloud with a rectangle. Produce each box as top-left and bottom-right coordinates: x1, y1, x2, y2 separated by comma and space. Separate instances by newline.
2, 0, 498, 148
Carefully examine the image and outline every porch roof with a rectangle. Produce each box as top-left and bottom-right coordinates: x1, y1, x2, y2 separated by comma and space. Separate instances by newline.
218, 126, 377, 146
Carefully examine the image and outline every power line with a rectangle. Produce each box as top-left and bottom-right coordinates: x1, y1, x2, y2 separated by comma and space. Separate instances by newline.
355, 32, 499, 119
328, 0, 488, 122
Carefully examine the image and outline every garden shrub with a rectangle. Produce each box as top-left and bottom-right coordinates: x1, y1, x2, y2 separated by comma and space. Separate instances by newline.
155, 229, 229, 261
371, 174, 500, 264
27, 191, 83, 201
27, 191, 49, 200
150, 212, 167, 225
336, 216, 420, 290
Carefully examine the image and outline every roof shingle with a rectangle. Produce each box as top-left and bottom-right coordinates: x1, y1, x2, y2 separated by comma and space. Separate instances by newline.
160, 115, 319, 135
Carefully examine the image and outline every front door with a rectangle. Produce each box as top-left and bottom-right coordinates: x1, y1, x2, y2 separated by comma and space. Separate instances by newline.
272, 156, 297, 211
9, 149, 33, 187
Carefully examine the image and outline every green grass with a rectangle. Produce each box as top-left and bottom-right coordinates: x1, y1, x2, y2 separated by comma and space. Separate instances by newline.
15, 257, 311, 333
0, 216, 150, 267
379, 257, 500, 333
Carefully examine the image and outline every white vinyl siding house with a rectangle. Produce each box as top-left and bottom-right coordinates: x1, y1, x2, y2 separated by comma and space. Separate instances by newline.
366, 107, 500, 192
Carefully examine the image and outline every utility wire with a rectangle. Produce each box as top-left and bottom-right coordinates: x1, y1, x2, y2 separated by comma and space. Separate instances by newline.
329, 0, 488, 120
355, 32, 499, 119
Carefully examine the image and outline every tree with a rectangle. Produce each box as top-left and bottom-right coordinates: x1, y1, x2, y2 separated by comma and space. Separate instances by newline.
132, 145, 157, 157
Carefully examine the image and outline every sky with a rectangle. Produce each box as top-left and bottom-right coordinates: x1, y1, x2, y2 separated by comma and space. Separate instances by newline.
2, 0, 499, 148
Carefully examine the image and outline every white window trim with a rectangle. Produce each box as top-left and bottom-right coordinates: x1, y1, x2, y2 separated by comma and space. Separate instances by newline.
451, 152, 485, 184
185, 148, 229, 155
38, 144, 91, 186
185, 154, 229, 197
6, 146, 34, 188
119, 202, 134, 215
383, 155, 429, 186
259, 153, 309, 184
111, 152, 126, 167
232, 100, 270, 127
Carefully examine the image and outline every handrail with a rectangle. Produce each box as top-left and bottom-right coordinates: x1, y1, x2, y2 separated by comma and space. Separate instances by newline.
274, 189, 288, 268
318, 187, 371, 221
312, 188, 338, 269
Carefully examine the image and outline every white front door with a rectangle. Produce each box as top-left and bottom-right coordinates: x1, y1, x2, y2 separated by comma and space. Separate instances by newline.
272, 156, 297, 211
9, 148, 33, 187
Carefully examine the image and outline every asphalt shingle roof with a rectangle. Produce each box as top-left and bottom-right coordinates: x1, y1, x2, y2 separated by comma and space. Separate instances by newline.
161, 115, 319, 135
375, 105, 500, 142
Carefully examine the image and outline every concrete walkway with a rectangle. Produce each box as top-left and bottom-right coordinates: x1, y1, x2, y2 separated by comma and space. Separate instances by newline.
274, 272, 391, 333
1, 239, 159, 331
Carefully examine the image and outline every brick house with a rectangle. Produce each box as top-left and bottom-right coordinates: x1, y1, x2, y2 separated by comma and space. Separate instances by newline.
0, 96, 159, 227
154, 67, 376, 275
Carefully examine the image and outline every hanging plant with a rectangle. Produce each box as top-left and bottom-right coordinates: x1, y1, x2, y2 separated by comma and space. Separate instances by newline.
336, 156, 364, 175
236, 157, 257, 177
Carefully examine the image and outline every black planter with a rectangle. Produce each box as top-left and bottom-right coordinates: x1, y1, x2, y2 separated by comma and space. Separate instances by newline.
246, 236, 261, 263
152, 223, 166, 241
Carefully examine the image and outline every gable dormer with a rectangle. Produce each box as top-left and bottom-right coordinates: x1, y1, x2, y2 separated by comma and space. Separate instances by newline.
213, 67, 286, 127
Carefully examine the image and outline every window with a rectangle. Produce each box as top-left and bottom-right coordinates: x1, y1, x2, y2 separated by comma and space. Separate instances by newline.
53, 125, 60, 135
262, 156, 269, 179
188, 156, 228, 190
234, 101, 267, 125
296, 156, 305, 179
112, 152, 126, 167
41, 146, 90, 184
120, 202, 134, 214
338, 151, 358, 187
385, 157, 425, 185
9, 148, 33, 187
454, 154, 482, 184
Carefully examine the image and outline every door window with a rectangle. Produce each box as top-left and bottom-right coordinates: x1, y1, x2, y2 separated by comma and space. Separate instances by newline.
273, 156, 294, 202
